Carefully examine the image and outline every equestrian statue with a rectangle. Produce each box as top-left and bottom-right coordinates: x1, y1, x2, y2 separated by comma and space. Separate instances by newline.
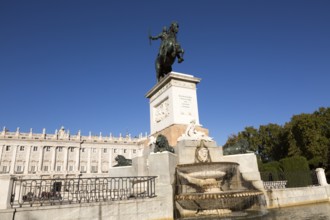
149, 21, 184, 82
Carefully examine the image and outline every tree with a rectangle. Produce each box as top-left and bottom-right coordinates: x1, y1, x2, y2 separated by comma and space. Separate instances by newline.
257, 124, 284, 162
288, 111, 329, 167
224, 107, 330, 173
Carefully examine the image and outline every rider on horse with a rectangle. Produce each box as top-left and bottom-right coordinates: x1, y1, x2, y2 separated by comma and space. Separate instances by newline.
149, 22, 184, 82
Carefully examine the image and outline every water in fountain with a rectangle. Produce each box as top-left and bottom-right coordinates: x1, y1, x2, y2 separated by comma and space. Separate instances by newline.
175, 162, 266, 219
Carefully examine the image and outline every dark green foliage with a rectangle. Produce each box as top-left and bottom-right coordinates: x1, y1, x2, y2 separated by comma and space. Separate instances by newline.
224, 107, 330, 180
223, 139, 251, 155
259, 156, 313, 187
280, 156, 312, 187
259, 161, 283, 181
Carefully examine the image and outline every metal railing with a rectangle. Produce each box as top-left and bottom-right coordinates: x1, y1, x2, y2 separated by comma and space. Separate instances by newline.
10, 176, 157, 208
263, 181, 287, 190
260, 170, 319, 188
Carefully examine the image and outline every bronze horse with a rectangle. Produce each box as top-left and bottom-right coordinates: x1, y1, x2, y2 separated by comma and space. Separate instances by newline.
150, 22, 184, 82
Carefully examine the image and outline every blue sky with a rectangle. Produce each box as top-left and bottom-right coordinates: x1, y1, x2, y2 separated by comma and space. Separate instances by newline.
1, 0, 329, 145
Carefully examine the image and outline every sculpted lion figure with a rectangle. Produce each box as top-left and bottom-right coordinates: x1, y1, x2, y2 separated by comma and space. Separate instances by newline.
113, 155, 132, 167
154, 134, 175, 153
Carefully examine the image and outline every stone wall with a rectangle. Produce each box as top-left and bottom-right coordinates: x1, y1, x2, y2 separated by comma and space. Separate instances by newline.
220, 153, 264, 191
265, 185, 330, 208
0, 198, 173, 220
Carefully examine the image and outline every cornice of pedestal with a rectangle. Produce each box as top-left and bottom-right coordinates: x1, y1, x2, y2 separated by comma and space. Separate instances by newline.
145, 72, 201, 99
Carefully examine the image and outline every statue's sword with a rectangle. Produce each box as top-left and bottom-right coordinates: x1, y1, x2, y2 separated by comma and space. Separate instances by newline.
148, 29, 152, 46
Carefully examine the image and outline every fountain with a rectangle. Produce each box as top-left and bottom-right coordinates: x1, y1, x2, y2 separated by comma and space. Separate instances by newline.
173, 123, 265, 219
145, 73, 266, 219
175, 162, 264, 218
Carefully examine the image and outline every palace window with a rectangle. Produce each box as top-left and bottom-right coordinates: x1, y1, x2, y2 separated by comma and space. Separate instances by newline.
80, 166, 85, 172
70, 148, 74, 152
69, 166, 74, 171
113, 149, 117, 153
91, 166, 98, 173
45, 146, 51, 151
53, 182, 62, 192
16, 166, 22, 172
2, 166, 8, 173
133, 149, 136, 154
103, 148, 107, 153
58, 147, 63, 152
81, 148, 85, 153
124, 149, 127, 153
30, 166, 36, 172
5, 146, 11, 151
43, 166, 49, 171
92, 148, 97, 153
19, 146, 25, 151
56, 166, 61, 171
33, 146, 38, 151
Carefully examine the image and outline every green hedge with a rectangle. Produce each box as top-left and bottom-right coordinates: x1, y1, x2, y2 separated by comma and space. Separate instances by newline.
259, 156, 312, 187
279, 156, 312, 187
259, 161, 283, 181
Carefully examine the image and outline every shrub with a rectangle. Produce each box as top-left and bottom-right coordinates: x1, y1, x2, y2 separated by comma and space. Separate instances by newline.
259, 161, 283, 181
280, 156, 312, 187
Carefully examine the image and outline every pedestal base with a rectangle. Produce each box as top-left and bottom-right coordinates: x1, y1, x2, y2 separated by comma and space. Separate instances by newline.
176, 139, 222, 165
151, 123, 209, 147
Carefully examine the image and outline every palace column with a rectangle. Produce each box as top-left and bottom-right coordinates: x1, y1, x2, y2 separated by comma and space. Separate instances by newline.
51, 146, 56, 172
10, 145, 18, 174
0, 145, 4, 162
87, 148, 91, 174
38, 147, 44, 172
24, 146, 32, 174
75, 147, 80, 172
63, 147, 68, 172
108, 147, 113, 170
98, 148, 102, 173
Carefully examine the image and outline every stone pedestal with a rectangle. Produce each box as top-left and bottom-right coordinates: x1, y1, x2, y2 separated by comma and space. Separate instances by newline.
316, 168, 328, 186
146, 72, 201, 136
0, 175, 13, 209
148, 151, 177, 185
148, 151, 177, 219
176, 139, 222, 165
151, 124, 209, 147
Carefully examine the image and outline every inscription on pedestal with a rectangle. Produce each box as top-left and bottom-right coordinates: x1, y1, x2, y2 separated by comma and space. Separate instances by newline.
179, 95, 192, 108
179, 95, 192, 116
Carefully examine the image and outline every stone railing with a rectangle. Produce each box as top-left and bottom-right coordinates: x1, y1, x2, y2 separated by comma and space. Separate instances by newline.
263, 181, 288, 190
10, 176, 157, 208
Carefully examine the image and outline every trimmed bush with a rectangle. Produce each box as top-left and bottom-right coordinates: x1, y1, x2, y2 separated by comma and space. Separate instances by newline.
280, 156, 312, 187
259, 161, 283, 181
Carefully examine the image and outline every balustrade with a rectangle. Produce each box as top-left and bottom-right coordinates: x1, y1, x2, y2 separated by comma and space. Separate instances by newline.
10, 176, 157, 208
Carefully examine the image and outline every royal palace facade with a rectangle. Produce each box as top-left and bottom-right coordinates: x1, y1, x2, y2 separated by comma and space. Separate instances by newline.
0, 127, 147, 178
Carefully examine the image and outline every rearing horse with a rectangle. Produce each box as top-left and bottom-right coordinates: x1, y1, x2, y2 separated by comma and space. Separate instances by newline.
150, 22, 184, 82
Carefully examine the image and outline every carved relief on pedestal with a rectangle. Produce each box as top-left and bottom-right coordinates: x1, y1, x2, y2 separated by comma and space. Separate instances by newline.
154, 98, 170, 123
178, 120, 213, 142
195, 141, 211, 163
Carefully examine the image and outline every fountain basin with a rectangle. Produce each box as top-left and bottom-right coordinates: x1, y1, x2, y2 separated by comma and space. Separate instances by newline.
177, 162, 241, 193
176, 191, 263, 211
177, 162, 239, 179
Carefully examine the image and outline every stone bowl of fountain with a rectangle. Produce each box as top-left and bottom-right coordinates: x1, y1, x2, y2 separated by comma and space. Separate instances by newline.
176, 162, 241, 193
175, 161, 263, 215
